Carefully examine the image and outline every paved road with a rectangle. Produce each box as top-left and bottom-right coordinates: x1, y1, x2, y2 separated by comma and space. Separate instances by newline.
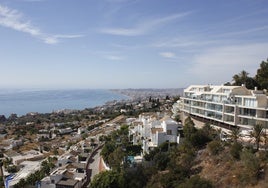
89, 148, 101, 181
84, 146, 103, 187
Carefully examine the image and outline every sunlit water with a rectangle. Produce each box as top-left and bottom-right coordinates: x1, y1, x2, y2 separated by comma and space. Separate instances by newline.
0, 89, 128, 117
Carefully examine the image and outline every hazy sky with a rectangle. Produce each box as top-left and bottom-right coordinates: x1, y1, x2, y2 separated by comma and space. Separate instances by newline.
0, 0, 268, 89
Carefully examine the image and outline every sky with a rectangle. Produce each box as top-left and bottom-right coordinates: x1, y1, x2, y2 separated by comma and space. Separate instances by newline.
0, 0, 268, 89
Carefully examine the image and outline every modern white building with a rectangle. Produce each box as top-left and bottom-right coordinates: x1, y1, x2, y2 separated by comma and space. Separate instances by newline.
129, 114, 180, 154
178, 85, 268, 129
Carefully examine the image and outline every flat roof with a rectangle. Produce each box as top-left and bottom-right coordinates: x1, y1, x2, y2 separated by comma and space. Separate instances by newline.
9, 161, 41, 186
72, 162, 86, 169
56, 179, 78, 186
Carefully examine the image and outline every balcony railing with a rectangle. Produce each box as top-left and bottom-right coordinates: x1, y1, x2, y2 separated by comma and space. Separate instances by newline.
183, 95, 236, 104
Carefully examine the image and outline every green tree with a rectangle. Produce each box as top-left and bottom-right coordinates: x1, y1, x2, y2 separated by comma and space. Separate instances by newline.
15, 178, 26, 188
41, 160, 51, 175
123, 166, 155, 188
183, 117, 197, 140
232, 70, 256, 89
7, 165, 18, 173
255, 59, 268, 89
26, 173, 36, 185
101, 142, 116, 163
207, 140, 223, 155
153, 152, 170, 170
230, 142, 243, 160
108, 147, 125, 172
231, 128, 240, 143
190, 130, 211, 148
251, 124, 263, 150
90, 170, 124, 188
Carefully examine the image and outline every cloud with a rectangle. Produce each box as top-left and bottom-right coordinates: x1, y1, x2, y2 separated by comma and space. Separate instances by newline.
153, 36, 221, 49
100, 27, 142, 36
106, 55, 124, 61
190, 43, 268, 84
44, 34, 85, 44
0, 4, 83, 44
217, 25, 268, 37
54, 34, 84, 39
0, 5, 41, 35
100, 12, 191, 36
159, 52, 176, 59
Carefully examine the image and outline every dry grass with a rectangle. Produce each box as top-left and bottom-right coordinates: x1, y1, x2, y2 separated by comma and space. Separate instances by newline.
195, 146, 268, 188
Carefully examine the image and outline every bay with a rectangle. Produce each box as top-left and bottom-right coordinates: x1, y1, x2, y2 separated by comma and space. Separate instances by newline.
0, 89, 128, 117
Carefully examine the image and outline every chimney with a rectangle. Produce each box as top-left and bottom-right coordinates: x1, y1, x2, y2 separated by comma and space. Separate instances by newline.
241, 84, 245, 87
254, 87, 257, 91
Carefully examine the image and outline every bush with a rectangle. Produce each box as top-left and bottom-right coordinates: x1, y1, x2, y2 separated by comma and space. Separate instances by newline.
153, 152, 170, 170
207, 140, 223, 155
190, 130, 211, 148
90, 170, 124, 188
178, 175, 213, 188
239, 150, 260, 185
230, 142, 243, 160
7, 165, 18, 173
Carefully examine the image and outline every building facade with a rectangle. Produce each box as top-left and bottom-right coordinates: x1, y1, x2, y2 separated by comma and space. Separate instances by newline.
179, 85, 268, 129
129, 114, 180, 154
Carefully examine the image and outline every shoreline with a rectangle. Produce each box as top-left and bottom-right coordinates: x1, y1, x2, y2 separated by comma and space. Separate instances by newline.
0, 89, 129, 118
0, 88, 182, 118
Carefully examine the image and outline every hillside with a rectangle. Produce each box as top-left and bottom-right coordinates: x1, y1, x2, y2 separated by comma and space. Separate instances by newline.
196, 146, 268, 188
91, 116, 268, 188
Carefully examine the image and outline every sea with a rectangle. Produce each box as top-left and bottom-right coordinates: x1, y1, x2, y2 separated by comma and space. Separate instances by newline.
0, 89, 128, 117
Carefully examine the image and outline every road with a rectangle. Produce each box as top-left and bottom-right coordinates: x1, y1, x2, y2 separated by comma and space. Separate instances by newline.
89, 148, 101, 181
84, 115, 125, 187
84, 145, 103, 187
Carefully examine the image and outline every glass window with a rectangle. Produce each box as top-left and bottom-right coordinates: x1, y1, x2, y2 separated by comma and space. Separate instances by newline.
244, 98, 257, 107
235, 97, 242, 105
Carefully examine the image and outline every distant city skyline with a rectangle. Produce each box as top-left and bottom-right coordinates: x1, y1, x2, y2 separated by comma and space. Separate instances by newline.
0, 0, 268, 89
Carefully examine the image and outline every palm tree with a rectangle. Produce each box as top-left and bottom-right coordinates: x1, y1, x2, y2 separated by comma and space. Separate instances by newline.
239, 70, 249, 84
231, 128, 240, 143
261, 128, 267, 151
251, 124, 263, 150
232, 70, 250, 87
232, 74, 240, 85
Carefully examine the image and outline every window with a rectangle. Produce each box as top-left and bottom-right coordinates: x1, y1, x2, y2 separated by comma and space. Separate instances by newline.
235, 97, 242, 105
244, 98, 257, 107
223, 89, 230, 93
212, 95, 220, 102
167, 130, 172, 135
239, 108, 256, 116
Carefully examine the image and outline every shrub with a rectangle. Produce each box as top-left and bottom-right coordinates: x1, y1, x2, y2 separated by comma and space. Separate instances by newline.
207, 140, 223, 155
230, 142, 243, 160
239, 150, 260, 185
178, 175, 213, 188
153, 152, 170, 170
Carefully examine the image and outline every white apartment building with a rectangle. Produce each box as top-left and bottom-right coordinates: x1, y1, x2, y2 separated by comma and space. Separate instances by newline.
129, 114, 179, 154
178, 85, 268, 129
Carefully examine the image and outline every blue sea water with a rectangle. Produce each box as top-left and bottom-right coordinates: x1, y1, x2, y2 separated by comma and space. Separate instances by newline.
0, 89, 128, 117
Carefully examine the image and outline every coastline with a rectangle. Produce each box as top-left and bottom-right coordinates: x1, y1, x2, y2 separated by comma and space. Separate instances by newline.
0, 88, 182, 118
0, 89, 128, 117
